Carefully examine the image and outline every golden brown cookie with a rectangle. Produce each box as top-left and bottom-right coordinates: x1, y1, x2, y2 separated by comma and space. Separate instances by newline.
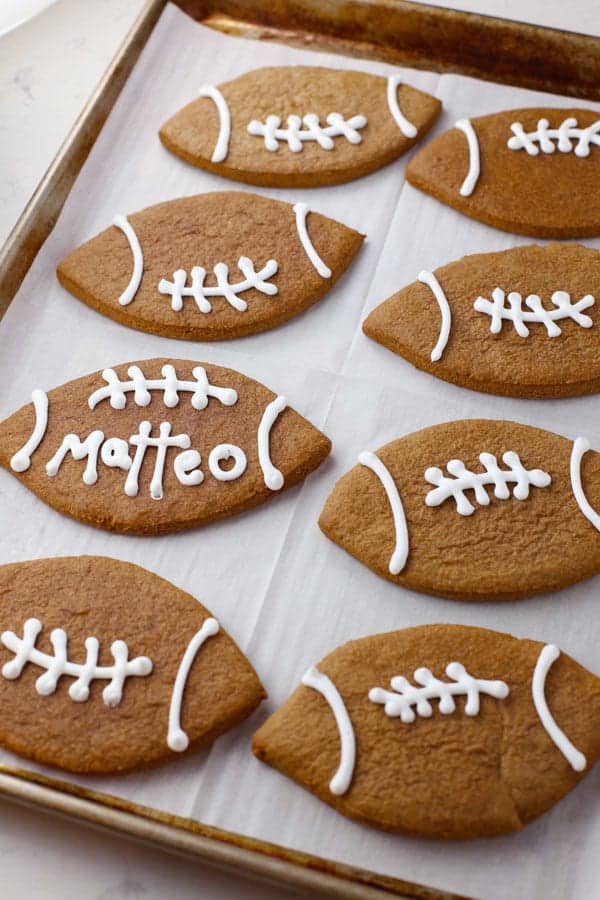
363, 243, 600, 398
0, 358, 331, 534
318, 419, 600, 600
159, 67, 441, 187
56, 192, 364, 340
0, 556, 265, 773
406, 108, 600, 237
253, 624, 600, 838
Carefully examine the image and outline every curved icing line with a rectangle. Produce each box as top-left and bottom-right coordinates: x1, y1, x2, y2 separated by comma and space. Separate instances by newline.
570, 437, 600, 532
302, 665, 356, 796
532, 644, 587, 772
258, 395, 287, 491
293, 203, 332, 279
418, 270, 452, 362
198, 84, 231, 163
386, 75, 417, 138
455, 118, 480, 197
10, 389, 49, 473
167, 617, 220, 752
358, 451, 409, 575
113, 215, 143, 307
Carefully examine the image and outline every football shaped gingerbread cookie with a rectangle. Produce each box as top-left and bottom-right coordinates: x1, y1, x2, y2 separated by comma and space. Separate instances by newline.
406, 108, 600, 237
253, 624, 600, 838
363, 243, 600, 398
159, 67, 441, 187
57, 192, 363, 340
0, 556, 265, 773
0, 358, 331, 533
319, 419, 600, 600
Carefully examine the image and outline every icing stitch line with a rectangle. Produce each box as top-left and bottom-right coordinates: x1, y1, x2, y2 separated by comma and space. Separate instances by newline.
455, 118, 480, 197
386, 75, 417, 139
358, 451, 409, 575
570, 437, 600, 532
258, 395, 287, 491
10, 389, 48, 473
199, 84, 231, 163
293, 203, 332, 279
1, 618, 152, 707
532, 644, 587, 772
369, 662, 509, 722
507, 117, 600, 157
247, 113, 366, 152
158, 257, 278, 314
113, 215, 143, 307
167, 617, 220, 752
425, 451, 551, 516
302, 666, 356, 796
474, 288, 594, 338
88, 364, 238, 411
418, 270, 452, 362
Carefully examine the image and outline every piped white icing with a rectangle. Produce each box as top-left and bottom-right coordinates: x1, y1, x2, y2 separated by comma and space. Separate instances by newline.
46, 430, 105, 486
1, 618, 152, 707
425, 452, 551, 515
257, 395, 287, 491
10, 389, 48, 472
125, 421, 191, 500
386, 75, 417, 138
247, 113, 366, 152
358, 451, 409, 575
532, 644, 587, 772
570, 437, 600, 532
507, 117, 600, 157
113, 215, 143, 307
88, 364, 238, 411
474, 289, 594, 337
455, 118, 480, 197
369, 662, 509, 722
302, 665, 356, 796
418, 270, 452, 362
198, 85, 231, 163
158, 257, 278, 314
208, 444, 247, 481
167, 617, 220, 752
293, 203, 332, 279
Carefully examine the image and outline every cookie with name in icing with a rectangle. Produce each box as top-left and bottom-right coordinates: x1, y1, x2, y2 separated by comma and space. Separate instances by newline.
318, 419, 600, 600
56, 192, 363, 340
0, 556, 265, 773
406, 108, 600, 237
159, 67, 441, 187
253, 624, 600, 838
0, 358, 331, 534
363, 243, 600, 398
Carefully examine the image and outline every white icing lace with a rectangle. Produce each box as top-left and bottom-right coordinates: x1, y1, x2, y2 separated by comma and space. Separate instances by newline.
247, 113, 367, 152
88, 364, 238, 411
474, 288, 594, 337
507, 117, 600, 157
158, 257, 278, 313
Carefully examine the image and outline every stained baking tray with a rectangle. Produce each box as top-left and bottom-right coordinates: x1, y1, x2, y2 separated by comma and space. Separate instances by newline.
0, 2, 598, 897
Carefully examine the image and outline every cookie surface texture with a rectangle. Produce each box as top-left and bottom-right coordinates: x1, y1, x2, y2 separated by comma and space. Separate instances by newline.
363, 243, 600, 398
319, 419, 600, 599
253, 624, 600, 838
57, 192, 364, 340
159, 66, 441, 187
0, 556, 265, 773
406, 108, 600, 237
0, 358, 331, 533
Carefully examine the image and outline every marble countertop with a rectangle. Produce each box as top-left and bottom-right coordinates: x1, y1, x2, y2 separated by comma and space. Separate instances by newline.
0, 2, 596, 897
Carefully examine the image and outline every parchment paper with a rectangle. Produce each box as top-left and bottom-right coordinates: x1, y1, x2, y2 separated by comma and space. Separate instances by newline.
0, 6, 598, 898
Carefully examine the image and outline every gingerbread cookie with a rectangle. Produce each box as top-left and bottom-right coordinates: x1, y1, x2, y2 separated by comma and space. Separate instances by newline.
406, 108, 600, 237
253, 624, 600, 838
0, 556, 264, 773
319, 419, 600, 600
363, 243, 600, 398
0, 358, 331, 533
159, 67, 441, 187
57, 192, 363, 340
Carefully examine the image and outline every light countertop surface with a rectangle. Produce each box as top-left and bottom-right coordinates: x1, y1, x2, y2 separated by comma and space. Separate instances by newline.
0, 2, 597, 898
